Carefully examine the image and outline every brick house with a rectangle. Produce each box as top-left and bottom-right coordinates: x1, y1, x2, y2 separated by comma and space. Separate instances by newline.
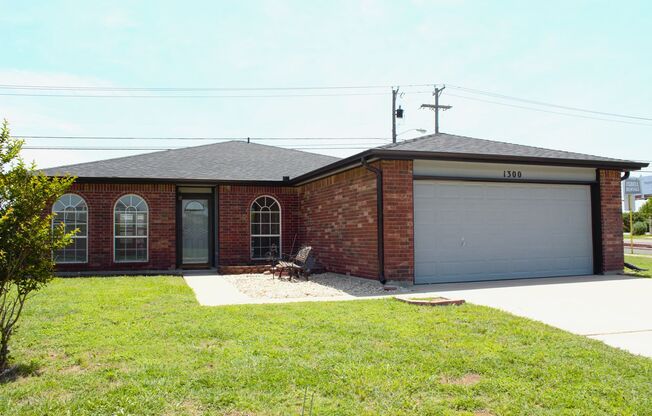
44, 133, 647, 284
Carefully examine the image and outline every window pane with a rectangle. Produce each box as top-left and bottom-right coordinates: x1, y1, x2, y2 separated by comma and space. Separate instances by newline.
251, 236, 280, 259
114, 195, 148, 262
52, 194, 88, 264
115, 237, 147, 262
250, 196, 281, 259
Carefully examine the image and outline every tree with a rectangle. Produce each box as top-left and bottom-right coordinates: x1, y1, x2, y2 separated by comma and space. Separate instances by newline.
0, 120, 75, 373
639, 198, 652, 221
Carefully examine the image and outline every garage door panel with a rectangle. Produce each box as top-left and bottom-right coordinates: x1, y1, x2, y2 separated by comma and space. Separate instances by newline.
414, 180, 593, 284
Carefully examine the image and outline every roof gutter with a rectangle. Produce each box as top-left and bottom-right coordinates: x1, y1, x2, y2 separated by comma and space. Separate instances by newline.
360, 157, 385, 284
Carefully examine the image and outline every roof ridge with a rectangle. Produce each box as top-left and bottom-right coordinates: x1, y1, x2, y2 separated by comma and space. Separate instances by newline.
227, 140, 341, 160
438, 132, 625, 161
385, 132, 627, 163
42, 139, 339, 172
378, 135, 425, 149
41, 140, 239, 172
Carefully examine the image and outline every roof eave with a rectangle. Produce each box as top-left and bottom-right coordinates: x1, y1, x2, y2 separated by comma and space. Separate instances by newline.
48, 149, 648, 186
289, 149, 648, 184
70, 176, 290, 186
371, 149, 648, 170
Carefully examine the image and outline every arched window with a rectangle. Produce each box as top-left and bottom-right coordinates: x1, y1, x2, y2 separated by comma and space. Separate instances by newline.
114, 194, 148, 262
250, 196, 281, 259
52, 194, 88, 263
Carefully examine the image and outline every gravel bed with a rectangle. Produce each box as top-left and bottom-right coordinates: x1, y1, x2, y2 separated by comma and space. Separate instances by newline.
223, 272, 406, 299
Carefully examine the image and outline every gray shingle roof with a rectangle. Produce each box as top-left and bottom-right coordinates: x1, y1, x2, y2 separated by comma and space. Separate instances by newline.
378, 132, 633, 163
43, 141, 340, 182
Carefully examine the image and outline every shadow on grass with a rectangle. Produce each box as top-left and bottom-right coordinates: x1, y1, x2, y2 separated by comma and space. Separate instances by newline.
0, 361, 41, 384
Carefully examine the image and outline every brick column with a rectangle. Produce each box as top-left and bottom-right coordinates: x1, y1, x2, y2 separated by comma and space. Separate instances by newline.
599, 169, 624, 274
381, 160, 414, 281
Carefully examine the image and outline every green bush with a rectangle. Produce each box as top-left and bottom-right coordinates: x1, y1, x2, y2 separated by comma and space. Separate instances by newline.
632, 221, 648, 236
623, 211, 647, 233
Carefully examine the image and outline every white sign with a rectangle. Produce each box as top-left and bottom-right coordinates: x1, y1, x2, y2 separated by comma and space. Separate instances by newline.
624, 178, 641, 195
640, 175, 652, 196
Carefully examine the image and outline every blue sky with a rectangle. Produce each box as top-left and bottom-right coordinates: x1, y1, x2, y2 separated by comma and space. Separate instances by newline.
1, 0, 651, 178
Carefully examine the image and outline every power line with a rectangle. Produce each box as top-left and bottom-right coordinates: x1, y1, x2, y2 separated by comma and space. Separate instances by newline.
3, 80, 651, 123
22, 145, 375, 151
446, 92, 652, 127
16, 135, 391, 141
447, 84, 652, 121
0, 91, 400, 99
0, 82, 435, 92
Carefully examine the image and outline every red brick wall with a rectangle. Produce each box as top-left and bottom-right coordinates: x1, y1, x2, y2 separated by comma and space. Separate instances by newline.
599, 169, 624, 273
298, 165, 379, 279
55, 183, 176, 272
381, 160, 414, 281
217, 185, 298, 265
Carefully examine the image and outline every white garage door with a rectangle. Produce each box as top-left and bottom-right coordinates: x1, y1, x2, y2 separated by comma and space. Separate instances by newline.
414, 180, 593, 284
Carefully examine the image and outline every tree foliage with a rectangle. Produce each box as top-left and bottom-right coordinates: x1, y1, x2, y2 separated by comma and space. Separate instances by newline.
0, 120, 75, 373
639, 198, 652, 220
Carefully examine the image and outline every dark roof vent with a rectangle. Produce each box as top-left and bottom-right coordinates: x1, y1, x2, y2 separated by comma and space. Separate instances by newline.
282, 176, 290, 182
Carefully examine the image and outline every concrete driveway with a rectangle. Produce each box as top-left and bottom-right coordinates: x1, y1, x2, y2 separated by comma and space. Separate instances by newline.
420, 275, 652, 358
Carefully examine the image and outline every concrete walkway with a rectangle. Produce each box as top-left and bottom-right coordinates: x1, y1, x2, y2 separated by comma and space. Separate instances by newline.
420, 275, 652, 358
184, 272, 652, 358
184, 274, 251, 305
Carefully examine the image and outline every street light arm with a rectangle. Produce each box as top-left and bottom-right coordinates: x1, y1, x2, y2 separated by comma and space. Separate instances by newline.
397, 128, 427, 136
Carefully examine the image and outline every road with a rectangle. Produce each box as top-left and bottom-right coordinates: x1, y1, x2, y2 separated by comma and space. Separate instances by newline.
623, 238, 652, 256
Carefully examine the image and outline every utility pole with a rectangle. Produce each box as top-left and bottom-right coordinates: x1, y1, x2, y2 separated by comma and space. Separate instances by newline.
391, 87, 398, 143
420, 85, 452, 134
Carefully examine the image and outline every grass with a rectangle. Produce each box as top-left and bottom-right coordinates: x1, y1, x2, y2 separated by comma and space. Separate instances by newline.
1, 276, 652, 415
624, 233, 652, 239
625, 255, 652, 278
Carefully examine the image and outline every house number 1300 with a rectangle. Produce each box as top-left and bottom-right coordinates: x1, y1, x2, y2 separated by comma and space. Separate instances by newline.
503, 170, 522, 178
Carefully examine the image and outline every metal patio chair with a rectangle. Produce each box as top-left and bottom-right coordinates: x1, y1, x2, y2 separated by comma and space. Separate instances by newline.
275, 246, 313, 281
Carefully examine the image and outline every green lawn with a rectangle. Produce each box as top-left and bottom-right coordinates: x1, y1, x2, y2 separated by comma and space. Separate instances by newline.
624, 233, 652, 239
625, 255, 652, 278
1, 277, 652, 415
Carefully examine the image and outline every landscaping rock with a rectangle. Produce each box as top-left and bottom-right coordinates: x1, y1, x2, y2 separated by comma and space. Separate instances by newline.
223, 273, 407, 299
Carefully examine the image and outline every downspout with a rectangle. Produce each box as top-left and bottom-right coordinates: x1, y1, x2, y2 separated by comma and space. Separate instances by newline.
621, 171, 630, 181
361, 157, 386, 284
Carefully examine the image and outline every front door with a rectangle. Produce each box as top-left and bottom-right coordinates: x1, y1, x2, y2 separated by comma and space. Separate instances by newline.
180, 196, 211, 267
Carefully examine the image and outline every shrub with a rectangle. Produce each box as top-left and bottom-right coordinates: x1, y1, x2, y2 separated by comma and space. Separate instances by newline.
632, 221, 648, 236
0, 121, 75, 372
623, 211, 647, 233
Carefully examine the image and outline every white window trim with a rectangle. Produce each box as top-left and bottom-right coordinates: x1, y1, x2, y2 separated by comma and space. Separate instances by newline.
250, 195, 282, 260
113, 194, 149, 263
52, 193, 89, 264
